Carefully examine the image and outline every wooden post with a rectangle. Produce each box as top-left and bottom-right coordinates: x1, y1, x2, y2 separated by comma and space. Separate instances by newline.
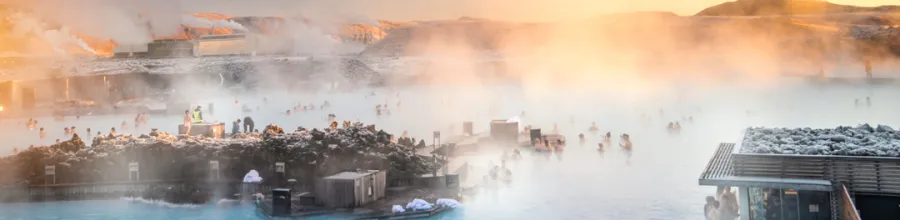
739, 187, 750, 220
44, 165, 56, 185
433, 131, 440, 152
275, 162, 285, 187
209, 160, 220, 180
128, 162, 139, 181
433, 131, 442, 176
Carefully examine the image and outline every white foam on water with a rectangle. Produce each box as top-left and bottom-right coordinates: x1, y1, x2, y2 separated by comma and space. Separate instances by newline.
121, 197, 203, 209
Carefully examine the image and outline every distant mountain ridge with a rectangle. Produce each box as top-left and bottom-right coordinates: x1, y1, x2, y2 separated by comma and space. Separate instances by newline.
696, 0, 900, 16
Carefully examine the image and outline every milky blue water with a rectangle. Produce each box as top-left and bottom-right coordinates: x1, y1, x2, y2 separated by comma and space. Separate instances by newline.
2, 79, 899, 219
0, 200, 465, 220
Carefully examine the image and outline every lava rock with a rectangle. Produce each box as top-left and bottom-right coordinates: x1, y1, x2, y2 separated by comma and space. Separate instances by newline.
742, 125, 900, 157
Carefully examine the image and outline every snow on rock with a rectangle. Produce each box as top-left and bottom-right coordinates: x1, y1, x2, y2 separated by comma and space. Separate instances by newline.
741, 124, 900, 157
242, 170, 263, 183
392, 205, 406, 213
405, 199, 433, 211
436, 198, 460, 208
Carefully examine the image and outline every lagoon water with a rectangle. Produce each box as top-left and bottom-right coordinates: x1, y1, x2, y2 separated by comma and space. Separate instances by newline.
2, 78, 900, 219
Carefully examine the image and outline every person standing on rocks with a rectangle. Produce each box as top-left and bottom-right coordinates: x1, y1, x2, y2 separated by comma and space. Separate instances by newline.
243, 116, 255, 133
192, 106, 204, 123
183, 110, 192, 136
865, 59, 872, 79
233, 119, 241, 135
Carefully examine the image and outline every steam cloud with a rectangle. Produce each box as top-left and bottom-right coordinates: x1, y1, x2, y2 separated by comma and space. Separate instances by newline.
7, 0, 177, 45
180, 15, 249, 33
7, 13, 97, 56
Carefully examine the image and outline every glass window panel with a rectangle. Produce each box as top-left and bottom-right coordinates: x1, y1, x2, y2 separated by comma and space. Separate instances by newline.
783, 189, 800, 220
765, 188, 784, 220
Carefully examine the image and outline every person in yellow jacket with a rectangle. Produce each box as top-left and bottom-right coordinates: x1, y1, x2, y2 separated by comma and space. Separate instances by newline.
192, 106, 204, 123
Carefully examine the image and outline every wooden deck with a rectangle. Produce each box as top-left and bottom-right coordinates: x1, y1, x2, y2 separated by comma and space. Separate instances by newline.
698, 143, 832, 191
731, 139, 900, 195
699, 143, 735, 181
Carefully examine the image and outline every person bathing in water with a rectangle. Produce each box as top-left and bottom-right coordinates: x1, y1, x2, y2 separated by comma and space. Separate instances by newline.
667, 121, 682, 133
620, 133, 633, 149
588, 122, 599, 133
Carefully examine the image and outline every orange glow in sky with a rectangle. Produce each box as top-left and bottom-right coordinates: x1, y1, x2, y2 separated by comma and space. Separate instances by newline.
177, 0, 900, 22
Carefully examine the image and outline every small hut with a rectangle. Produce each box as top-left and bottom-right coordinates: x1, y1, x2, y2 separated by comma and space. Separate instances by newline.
316, 170, 387, 208
490, 119, 519, 144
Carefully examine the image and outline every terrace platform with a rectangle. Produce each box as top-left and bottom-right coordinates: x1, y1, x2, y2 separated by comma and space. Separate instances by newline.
699, 143, 832, 191
178, 123, 226, 138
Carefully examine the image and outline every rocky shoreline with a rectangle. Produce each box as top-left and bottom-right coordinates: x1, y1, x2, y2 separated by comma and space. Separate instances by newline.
0, 123, 444, 205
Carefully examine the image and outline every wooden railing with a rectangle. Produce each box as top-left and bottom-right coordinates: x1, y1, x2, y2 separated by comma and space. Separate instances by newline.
841, 184, 862, 220
731, 150, 900, 195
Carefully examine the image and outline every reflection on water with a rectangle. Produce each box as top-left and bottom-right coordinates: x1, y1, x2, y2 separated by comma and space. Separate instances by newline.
2, 81, 899, 219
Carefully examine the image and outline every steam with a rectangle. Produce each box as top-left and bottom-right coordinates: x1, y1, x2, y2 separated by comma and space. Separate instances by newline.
8, 13, 98, 56
7, 0, 181, 45
284, 20, 344, 55
180, 14, 249, 33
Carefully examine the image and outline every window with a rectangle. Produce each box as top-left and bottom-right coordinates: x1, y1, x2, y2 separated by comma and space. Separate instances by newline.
809, 204, 819, 213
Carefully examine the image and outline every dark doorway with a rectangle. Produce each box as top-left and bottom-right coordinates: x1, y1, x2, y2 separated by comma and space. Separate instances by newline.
855, 194, 900, 220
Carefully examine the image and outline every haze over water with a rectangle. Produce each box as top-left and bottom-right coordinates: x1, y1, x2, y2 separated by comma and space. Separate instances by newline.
3, 74, 900, 219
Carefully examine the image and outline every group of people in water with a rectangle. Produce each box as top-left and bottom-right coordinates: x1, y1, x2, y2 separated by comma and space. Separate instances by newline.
18, 112, 137, 154
581, 122, 633, 152
285, 101, 330, 116
482, 149, 519, 187
705, 186, 740, 220
667, 121, 682, 133
854, 96, 872, 108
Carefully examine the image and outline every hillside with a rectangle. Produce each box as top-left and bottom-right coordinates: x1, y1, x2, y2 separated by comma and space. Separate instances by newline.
696, 0, 900, 16
355, 9, 900, 80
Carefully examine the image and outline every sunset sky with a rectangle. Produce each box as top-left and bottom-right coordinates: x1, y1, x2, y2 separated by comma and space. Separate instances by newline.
179, 0, 899, 22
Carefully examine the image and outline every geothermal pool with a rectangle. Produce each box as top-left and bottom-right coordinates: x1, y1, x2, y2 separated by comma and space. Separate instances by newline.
3, 78, 900, 219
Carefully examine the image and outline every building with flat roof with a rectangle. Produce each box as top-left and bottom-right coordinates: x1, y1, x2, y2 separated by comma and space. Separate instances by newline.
315, 170, 387, 208
699, 128, 900, 220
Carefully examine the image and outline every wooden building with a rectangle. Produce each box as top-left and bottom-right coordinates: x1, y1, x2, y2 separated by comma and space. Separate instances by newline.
147, 40, 194, 58
113, 43, 150, 58
194, 34, 258, 56
696, 138, 900, 220
490, 120, 518, 144
315, 170, 386, 208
